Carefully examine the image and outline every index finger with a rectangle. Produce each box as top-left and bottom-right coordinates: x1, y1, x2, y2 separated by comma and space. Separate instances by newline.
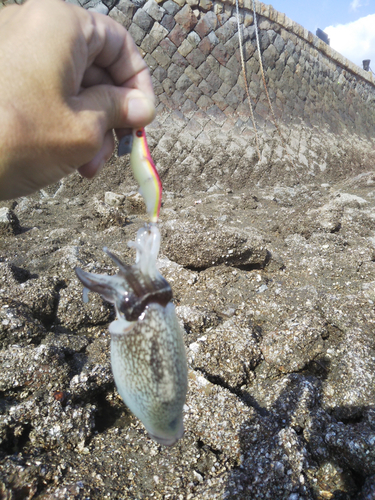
77, 8, 154, 101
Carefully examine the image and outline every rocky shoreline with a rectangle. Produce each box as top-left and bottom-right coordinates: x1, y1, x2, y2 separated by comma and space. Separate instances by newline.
1, 130, 375, 497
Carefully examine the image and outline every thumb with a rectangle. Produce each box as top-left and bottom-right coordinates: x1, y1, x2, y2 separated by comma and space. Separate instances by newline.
75, 85, 155, 133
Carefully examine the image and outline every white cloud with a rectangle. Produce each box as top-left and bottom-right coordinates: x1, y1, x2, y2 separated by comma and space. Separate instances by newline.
350, 0, 369, 11
325, 14, 375, 69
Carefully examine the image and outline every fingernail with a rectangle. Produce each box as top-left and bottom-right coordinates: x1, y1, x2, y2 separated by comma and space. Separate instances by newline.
128, 97, 155, 123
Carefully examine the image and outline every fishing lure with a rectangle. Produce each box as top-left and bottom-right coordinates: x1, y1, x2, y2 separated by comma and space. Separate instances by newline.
75, 129, 187, 445
118, 128, 162, 222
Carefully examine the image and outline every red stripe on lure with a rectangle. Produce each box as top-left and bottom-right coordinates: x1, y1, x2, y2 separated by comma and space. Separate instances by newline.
129, 128, 162, 223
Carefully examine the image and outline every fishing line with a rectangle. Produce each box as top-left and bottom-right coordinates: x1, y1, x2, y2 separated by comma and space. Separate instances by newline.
235, 0, 261, 162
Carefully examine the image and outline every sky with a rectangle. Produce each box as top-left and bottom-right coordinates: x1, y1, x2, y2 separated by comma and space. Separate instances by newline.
269, 1, 375, 70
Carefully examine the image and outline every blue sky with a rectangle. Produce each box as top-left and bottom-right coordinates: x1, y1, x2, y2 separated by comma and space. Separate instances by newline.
269, 1, 375, 69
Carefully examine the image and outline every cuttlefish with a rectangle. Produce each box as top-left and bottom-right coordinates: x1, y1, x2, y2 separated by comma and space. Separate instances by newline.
75, 129, 187, 446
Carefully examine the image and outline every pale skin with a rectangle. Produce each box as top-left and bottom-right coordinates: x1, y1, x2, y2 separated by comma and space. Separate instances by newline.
0, 0, 155, 200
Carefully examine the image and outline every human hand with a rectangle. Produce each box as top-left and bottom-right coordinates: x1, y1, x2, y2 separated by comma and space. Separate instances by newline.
0, 0, 155, 200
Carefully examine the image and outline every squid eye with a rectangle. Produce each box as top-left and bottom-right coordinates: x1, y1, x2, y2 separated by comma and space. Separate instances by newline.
136, 130, 143, 138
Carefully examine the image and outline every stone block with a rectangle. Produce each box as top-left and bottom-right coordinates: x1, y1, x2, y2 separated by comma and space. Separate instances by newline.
206, 71, 222, 92
225, 88, 240, 108
143, 0, 165, 21
158, 93, 174, 109
153, 66, 168, 82
173, 0, 186, 6
224, 5, 232, 17
168, 62, 185, 81
152, 46, 171, 68
196, 60, 212, 79
231, 84, 246, 101
186, 0, 199, 6
286, 55, 296, 72
273, 33, 286, 53
195, 11, 218, 38
267, 29, 277, 44
246, 25, 255, 40
206, 105, 226, 126
284, 15, 293, 30
198, 36, 215, 56
174, 4, 198, 32
160, 37, 178, 57
178, 39, 194, 57
187, 31, 201, 48
206, 54, 220, 75
211, 92, 228, 111
109, 7, 131, 29
149, 22, 169, 43
162, 77, 175, 96
199, 0, 212, 11
219, 64, 237, 87
192, 109, 210, 125
219, 82, 232, 97
285, 39, 295, 56
172, 50, 189, 68
141, 34, 159, 53
223, 105, 236, 117
168, 23, 187, 47
185, 84, 203, 102
186, 48, 206, 68
163, 0, 179, 15
161, 14, 176, 32
243, 13, 253, 27
213, 2, 223, 14
260, 4, 269, 17
255, 99, 270, 120
151, 76, 163, 95
224, 33, 240, 57
176, 73, 193, 92
215, 19, 237, 44
226, 54, 241, 74
243, 39, 256, 60
258, 19, 272, 31
133, 8, 153, 31
181, 98, 199, 117
198, 79, 215, 97
217, 12, 229, 26
262, 44, 278, 70
197, 94, 214, 110
236, 101, 252, 121
128, 23, 146, 46
171, 90, 187, 107
276, 11, 285, 25
144, 53, 157, 71
207, 30, 220, 46
116, 0, 135, 19
259, 31, 270, 51
185, 65, 203, 85
211, 43, 230, 65
184, 118, 203, 138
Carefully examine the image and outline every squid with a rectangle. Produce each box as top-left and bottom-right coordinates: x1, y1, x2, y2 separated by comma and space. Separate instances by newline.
75, 129, 187, 446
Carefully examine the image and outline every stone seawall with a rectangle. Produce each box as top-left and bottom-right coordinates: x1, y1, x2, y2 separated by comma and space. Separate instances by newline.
108, 0, 375, 189
111, 0, 375, 136
2, 0, 374, 186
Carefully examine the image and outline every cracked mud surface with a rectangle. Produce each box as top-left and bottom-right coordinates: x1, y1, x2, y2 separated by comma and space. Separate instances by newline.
1, 130, 375, 499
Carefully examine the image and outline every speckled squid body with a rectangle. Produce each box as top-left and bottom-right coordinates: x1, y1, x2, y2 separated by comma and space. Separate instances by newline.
75, 225, 188, 446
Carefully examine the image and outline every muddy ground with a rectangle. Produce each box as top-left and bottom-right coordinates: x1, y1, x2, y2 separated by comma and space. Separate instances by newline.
0, 125, 375, 499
